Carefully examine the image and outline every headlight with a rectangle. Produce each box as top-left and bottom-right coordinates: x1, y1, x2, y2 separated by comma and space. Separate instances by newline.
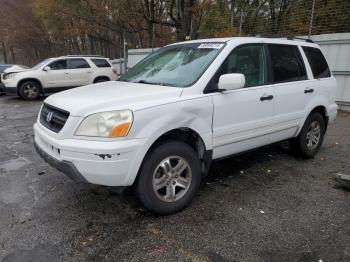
3, 73, 17, 80
75, 110, 133, 138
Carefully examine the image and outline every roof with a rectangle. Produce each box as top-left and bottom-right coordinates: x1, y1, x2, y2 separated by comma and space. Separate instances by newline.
55, 55, 108, 59
168, 36, 319, 48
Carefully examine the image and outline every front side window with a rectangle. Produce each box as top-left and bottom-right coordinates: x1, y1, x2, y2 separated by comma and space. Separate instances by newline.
302, 46, 331, 79
69, 59, 90, 69
219, 44, 268, 87
49, 60, 67, 70
119, 43, 225, 87
268, 44, 307, 83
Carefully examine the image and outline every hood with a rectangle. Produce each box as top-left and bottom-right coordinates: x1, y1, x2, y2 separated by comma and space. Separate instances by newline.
44, 81, 183, 116
4, 65, 30, 73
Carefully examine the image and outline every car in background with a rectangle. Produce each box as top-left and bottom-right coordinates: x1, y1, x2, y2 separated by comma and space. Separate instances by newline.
0, 64, 29, 94
1, 56, 118, 100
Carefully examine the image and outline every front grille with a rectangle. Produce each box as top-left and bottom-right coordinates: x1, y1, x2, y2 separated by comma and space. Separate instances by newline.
40, 103, 70, 133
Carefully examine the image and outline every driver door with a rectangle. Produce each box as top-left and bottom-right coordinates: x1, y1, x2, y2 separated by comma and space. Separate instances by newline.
42, 59, 70, 89
212, 44, 275, 159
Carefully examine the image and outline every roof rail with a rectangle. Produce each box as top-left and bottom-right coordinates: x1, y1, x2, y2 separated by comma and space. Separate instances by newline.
255, 34, 285, 38
286, 36, 314, 43
255, 34, 314, 43
66, 55, 104, 57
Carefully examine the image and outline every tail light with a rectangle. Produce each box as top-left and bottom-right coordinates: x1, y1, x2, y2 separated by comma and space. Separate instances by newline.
112, 68, 117, 75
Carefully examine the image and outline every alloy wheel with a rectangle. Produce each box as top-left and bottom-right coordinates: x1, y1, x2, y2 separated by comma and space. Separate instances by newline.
306, 120, 321, 150
23, 84, 39, 99
152, 156, 192, 202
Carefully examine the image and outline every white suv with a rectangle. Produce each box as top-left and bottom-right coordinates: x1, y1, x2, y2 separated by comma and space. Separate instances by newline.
34, 37, 338, 215
1, 56, 117, 100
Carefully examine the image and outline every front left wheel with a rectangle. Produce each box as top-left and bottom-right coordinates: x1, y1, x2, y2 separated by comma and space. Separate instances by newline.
135, 141, 202, 215
19, 81, 41, 100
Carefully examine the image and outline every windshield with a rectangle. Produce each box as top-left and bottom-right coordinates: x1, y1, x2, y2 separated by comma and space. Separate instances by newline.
32, 59, 53, 70
0, 65, 11, 73
119, 43, 225, 87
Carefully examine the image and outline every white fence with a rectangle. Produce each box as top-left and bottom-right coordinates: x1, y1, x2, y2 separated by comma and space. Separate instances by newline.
112, 33, 350, 105
110, 48, 158, 75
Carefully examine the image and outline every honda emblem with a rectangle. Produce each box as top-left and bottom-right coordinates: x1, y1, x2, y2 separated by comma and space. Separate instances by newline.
46, 111, 54, 123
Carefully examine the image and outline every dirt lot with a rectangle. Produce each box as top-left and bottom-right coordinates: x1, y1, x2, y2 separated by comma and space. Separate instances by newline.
0, 95, 349, 262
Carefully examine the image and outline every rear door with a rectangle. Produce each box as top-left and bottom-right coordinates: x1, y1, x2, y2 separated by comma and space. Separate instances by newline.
91, 58, 116, 80
67, 58, 92, 86
301, 46, 334, 104
212, 44, 275, 159
268, 44, 309, 143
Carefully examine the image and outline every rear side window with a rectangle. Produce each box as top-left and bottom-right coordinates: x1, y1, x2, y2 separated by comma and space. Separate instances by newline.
268, 44, 307, 83
69, 59, 90, 69
91, 59, 111, 68
302, 46, 331, 78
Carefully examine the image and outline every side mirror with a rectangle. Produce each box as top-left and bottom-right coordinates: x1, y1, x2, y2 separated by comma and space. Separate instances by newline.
43, 66, 51, 72
218, 73, 245, 91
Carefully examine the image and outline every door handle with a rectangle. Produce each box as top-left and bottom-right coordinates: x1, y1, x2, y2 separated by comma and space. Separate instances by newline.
260, 95, 274, 101
64, 72, 69, 75
87, 71, 92, 74
304, 88, 314, 94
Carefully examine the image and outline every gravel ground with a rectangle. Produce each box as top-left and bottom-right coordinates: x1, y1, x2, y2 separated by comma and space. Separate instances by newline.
0, 95, 349, 262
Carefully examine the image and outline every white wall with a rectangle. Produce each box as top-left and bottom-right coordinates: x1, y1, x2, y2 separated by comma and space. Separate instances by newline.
127, 48, 159, 68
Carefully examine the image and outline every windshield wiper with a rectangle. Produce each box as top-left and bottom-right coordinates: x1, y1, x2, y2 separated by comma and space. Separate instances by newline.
137, 80, 161, 85
136, 80, 179, 87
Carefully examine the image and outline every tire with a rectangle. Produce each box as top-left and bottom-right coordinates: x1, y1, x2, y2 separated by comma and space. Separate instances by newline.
19, 81, 41, 100
136, 141, 202, 215
289, 111, 326, 158
94, 77, 110, 83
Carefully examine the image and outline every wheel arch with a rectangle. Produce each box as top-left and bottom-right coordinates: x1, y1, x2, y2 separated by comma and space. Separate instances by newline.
297, 104, 329, 137
17, 78, 43, 95
93, 76, 111, 83
130, 127, 213, 186
310, 105, 328, 129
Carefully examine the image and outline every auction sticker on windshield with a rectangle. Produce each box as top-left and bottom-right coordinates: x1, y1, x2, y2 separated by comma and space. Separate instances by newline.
198, 43, 224, 49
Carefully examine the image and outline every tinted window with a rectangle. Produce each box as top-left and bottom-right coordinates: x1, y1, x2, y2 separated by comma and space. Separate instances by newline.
49, 60, 67, 70
91, 59, 111, 68
220, 44, 267, 87
69, 59, 90, 69
268, 45, 307, 83
302, 46, 331, 78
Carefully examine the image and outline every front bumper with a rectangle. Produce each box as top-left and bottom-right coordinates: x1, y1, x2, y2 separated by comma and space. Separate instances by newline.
0, 86, 17, 94
34, 123, 146, 186
34, 142, 87, 182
